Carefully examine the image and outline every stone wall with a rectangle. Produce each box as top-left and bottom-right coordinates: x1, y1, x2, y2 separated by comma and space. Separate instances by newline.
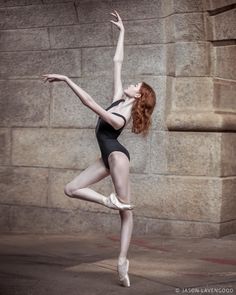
0, 0, 235, 237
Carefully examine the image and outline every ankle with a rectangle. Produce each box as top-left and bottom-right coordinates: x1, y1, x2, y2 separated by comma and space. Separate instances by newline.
118, 256, 126, 265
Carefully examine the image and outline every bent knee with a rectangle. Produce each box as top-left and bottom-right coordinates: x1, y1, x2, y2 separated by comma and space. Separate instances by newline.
64, 183, 75, 197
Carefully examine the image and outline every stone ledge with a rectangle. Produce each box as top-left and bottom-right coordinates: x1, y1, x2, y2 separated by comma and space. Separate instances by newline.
166, 111, 236, 131
1, 204, 234, 237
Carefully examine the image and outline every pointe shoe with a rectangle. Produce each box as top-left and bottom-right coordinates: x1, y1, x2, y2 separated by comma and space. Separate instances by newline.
118, 259, 130, 287
105, 193, 134, 211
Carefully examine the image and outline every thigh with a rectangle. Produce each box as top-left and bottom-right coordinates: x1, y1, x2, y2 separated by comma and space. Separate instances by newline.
67, 157, 110, 191
108, 151, 130, 202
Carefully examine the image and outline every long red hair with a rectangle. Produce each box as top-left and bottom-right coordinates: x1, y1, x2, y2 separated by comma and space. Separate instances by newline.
131, 82, 156, 135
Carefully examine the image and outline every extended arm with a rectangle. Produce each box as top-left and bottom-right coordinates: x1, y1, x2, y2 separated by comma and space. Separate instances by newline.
111, 11, 124, 102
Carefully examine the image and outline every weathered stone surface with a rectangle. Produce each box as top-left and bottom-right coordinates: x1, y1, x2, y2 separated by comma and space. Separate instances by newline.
166, 112, 236, 131
221, 133, 236, 176
221, 177, 236, 222
50, 23, 112, 49
172, 77, 214, 111
134, 214, 220, 237
166, 43, 175, 76
213, 79, 236, 111
174, 0, 203, 12
120, 130, 150, 173
0, 166, 48, 206
48, 168, 114, 213
113, 19, 165, 45
0, 0, 41, 6
0, 49, 81, 78
0, 28, 50, 51
111, 0, 162, 20
0, 80, 50, 127
150, 131, 221, 176
210, 8, 236, 40
83, 45, 166, 76
9, 205, 120, 233
76, 0, 112, 23
164, 15, 175, 43
44, 0, 74, 3
161, 0, 174, 17
12, 128, 100, 169
130, 174, 222, 222
213, 45, 236, 80
0, 129, 11, 165
174, 13, 205, 41
0, 3, 77, 29
51, 76, 113, 128
204, 0, 236, 11
0, 204, 11, 232
175, 42, 210, 76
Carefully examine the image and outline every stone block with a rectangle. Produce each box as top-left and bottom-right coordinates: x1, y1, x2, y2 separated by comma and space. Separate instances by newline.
150, 131, 222, 176
130, 174, 222, 222
50, 23, 113, 49
175, 42, 210, 76
174, 0, 203, 12
0, 0, 41, 6
111, 0, 162, 20
0, 80, 50, 127
0, 166, 48, 206
113, 19, 165, 45
213, 45, 236, 80
0, 28, 50, 51
0, 128, 11, 165
44, 0, 74, 3
83, 45, 166, 76
174, 13, 205, 41
0, 49, 81, 78
164, 15, 175, 43
210, 8, 236, 40
12, 128, 100, 169
221, 177, 236, 222
9, 205, 120, 233
76, 0, 112, 23
161, 0, 174, 17
221, 133, 236, 176
51, 76, 113, 128
166, 43, 175, 76
172, 77, 214, 111
120, 130, 150, 173
213, 79, 236, 111
204, 0, 236, 11
0, 204, 11, 232
0, 3, 77, 29
134, 214, 220, 237
48, 168, 114, 213
166, 111, 236, 132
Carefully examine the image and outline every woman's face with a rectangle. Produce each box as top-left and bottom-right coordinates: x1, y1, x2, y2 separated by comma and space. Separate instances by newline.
124, 82, 142, 99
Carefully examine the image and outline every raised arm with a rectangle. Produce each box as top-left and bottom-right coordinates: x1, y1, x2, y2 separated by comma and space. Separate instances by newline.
41, 73, 126, 130
110, 10, 124, 102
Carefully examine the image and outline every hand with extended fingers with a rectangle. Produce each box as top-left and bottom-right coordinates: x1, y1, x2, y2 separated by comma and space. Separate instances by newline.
110, 10, 124, 31
41, 73, 67, 83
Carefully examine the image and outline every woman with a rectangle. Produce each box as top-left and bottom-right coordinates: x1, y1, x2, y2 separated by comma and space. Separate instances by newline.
42, 10, 156, 288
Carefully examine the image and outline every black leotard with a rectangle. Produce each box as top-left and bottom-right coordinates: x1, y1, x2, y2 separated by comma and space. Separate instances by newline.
95, 99, 130, 170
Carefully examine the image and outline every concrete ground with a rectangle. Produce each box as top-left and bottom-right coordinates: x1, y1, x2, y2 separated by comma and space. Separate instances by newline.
0, 233, 236, 295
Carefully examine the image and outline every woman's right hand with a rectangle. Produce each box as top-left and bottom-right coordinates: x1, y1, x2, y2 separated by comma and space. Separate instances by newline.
110, 10, 124, 31
41, 73, 67, 83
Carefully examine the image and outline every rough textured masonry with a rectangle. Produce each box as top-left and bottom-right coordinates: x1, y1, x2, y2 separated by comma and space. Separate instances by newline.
0, 0, 235, 237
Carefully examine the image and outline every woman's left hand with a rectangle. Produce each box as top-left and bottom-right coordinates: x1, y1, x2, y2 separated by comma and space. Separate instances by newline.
41, 73, 67, 83
110, 10, 124, 31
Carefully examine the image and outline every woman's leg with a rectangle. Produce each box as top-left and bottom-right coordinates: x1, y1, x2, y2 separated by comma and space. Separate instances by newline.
108, 151, 133, 265
64, 158, 110, 206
